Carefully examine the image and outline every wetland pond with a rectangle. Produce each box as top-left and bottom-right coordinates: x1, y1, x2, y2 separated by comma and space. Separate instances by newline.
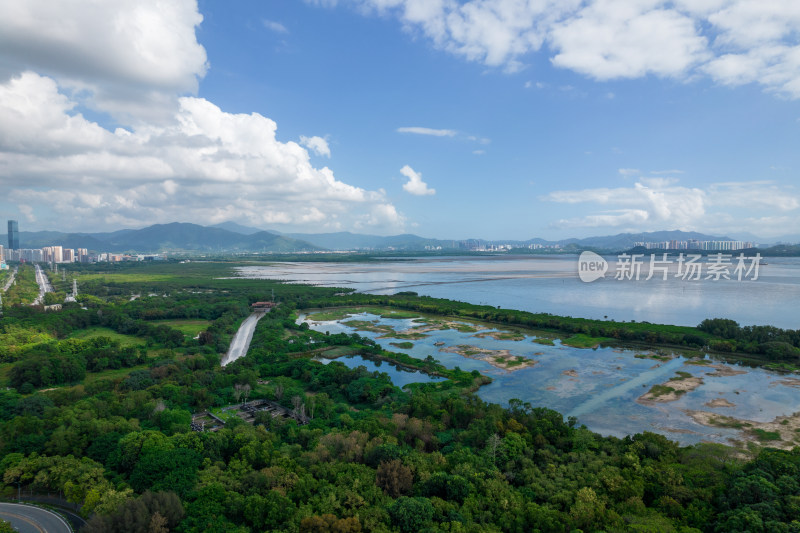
299, 309, 800, 450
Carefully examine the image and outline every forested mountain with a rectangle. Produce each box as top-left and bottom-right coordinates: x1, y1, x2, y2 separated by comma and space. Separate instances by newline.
1, 223, 320, 253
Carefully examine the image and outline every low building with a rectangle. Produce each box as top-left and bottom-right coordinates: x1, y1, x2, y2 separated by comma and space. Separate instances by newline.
251, 301, 277, 311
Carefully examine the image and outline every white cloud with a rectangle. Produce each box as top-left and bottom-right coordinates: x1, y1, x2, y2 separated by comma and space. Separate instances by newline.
0, 72, 404, 233
397, 126, 457, 137
263, 19, 289, 34
618, 168, 640, 177
0, 1, 407, 234
323, 0, 800, 99
543, 177, 799, 236
549, 0, 710, 80
0, 0, 208, 122
651, 169, 685, 175
300, 135, 331, 157
708, 181, 800, 211
400, 165, 436, 196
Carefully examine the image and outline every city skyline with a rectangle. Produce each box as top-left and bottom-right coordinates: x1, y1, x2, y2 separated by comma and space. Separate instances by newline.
1, 1, 799, 239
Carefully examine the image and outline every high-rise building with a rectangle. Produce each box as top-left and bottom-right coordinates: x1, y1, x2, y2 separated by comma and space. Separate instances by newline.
7, 220, 19, 250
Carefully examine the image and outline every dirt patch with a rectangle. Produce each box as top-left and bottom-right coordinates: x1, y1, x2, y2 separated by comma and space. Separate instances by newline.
638, 375, 704, 404
661, 427, 699, 434
704, 364, 747, 377
403, 320, 488, 335
634, 352, 675, 362
705, 398, 736, 408
562, 369, 578, 377
775, 378, 800, 388
439, 344, 536, 372
684, 409, 800, 450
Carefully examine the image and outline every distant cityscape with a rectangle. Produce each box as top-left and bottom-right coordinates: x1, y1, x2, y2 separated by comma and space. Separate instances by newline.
425, 241, 563, 252
1, 219, 164, 270
633, 239, 756, 251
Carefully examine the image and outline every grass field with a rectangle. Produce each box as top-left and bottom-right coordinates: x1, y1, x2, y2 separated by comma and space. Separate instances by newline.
82, 364, 150, 384
69, 327, 146, 347
153, 319, 210, 337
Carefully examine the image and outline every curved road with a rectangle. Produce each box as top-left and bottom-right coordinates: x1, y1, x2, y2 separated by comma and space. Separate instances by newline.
221, 312, 265, 366
0, 503, 71, 533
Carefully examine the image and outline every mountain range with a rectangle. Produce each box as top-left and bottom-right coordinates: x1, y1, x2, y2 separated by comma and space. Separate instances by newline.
1, 223, 320, 253
1, 222, 797, 254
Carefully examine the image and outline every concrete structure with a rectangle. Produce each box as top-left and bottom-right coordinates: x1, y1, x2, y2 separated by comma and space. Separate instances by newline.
7, 220, 18, 250
65, 279, 78, 303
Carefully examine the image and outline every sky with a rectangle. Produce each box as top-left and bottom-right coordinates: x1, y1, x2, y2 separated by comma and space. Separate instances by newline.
1, 0, 799, 241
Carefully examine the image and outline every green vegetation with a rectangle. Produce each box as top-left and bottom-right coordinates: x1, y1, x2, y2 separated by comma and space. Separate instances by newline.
389, 341, 414, 349
0, 259, 797, 531
69, 326, 147, 346
670, 371, 693, 381
750, 428, 781, 441
533, 337, 555, 345
647, 384, 679, 397
635, 352, 673, 361
307, 307, 421, 321
708, 416, 749, 429
3, 264, 39, 305
154, 319, 211, 337
562, 333, 610, 349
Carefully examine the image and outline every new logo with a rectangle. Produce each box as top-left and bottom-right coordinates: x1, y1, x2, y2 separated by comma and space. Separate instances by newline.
578, 251, 608, 283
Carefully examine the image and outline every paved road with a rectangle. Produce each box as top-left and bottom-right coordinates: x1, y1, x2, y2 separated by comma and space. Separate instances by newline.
32, 264, 53, 305
1, 267, 17, 292
0, 502, 72, 533
221, 312, 265, 366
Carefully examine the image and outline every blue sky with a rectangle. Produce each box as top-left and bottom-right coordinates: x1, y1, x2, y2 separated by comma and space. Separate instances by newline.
1, 0, 799, 240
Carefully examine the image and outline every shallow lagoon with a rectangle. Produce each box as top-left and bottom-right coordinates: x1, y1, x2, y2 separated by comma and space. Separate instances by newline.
237, 255, 800, 329
301, 311, 800, 447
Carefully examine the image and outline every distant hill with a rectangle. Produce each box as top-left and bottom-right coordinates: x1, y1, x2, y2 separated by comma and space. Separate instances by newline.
566, 230, 735, 251
282, 231, 452, 251
1, 223, 320, 253
210, 221, 268, 235
1, 226, 788, 255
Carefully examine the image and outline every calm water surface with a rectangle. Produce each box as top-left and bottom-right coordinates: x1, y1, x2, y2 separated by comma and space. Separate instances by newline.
237, 255, 800, 329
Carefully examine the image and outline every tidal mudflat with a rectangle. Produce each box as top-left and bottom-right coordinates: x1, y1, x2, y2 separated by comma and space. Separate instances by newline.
301, 308, 800, 450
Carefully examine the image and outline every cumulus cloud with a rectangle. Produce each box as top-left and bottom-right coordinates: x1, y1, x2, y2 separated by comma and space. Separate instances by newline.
549, 0, 710, 80
0, 0, 208, 122
397, 126, 457, 137
300, 135, 331, 157
0, 0, 406, 234
322, 0, 800, 98
400, 165, 436, 196
0, 71, 403, 232
543, 176, 799, 235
